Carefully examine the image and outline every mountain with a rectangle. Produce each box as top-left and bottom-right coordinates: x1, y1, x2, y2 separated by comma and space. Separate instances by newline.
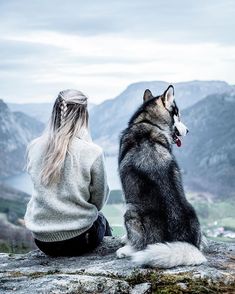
175, 90, 235, 198
9, 102, 96, 123
0, 99, 44, 177
89, 80, 232, 154
8, 103, 53, 123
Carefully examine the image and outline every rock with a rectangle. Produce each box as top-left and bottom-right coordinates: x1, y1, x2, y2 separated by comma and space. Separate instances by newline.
0, 237, 234, 293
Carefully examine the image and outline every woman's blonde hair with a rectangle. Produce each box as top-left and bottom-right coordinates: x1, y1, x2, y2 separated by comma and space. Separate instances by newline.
27, 89, 89, 186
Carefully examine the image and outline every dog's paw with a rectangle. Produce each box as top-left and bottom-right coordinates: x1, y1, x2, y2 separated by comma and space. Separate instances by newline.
116, 245, 134, 259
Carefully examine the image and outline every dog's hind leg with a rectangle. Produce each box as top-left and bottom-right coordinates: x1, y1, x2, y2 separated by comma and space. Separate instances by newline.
125, 209, 146, 250
116, 208, 146, 259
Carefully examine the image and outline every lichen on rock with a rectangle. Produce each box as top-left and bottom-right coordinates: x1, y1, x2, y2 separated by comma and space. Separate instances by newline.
0, 237, 234, 293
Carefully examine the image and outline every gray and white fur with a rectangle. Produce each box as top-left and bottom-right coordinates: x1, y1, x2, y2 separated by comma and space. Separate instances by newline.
116, 85, 206, 268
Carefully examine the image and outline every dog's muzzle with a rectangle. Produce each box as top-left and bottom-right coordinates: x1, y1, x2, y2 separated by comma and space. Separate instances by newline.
173, 115, 189, 147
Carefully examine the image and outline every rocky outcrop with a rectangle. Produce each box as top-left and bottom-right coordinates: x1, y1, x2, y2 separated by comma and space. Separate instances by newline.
0, 237, 234, 293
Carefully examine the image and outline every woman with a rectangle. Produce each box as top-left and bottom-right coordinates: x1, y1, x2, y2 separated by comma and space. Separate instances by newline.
24, 89, 112, 257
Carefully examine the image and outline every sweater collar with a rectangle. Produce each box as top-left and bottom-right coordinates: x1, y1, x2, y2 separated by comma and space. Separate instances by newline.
76, 127, 92, 142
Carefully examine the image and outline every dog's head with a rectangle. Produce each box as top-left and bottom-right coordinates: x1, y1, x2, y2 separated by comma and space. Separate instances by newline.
142, 85, 188, 147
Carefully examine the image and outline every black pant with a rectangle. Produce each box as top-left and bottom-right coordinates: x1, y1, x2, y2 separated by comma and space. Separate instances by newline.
34, 213, 112, 257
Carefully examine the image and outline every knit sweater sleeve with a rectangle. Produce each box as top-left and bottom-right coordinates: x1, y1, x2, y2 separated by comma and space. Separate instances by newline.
89, 152, 110, 211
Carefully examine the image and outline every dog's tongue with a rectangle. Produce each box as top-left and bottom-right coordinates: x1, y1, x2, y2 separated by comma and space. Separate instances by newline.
175, 137, 181, 147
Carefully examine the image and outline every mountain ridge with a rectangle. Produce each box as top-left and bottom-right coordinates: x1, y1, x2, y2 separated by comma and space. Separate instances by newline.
8, 102, 96, 123
89, 80, 232, 154
0, 99, 44, 177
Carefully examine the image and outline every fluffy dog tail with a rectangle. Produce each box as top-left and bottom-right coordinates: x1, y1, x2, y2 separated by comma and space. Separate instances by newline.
131, 242, 206, 268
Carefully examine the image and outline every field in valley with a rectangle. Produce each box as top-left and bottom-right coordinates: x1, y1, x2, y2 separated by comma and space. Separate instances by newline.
102, 192, 235, 242
0, 188, 234, 254
102, 204, 125, 236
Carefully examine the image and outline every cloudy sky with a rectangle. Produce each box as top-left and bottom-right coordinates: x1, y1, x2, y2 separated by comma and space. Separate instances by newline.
0, 0, 235, 103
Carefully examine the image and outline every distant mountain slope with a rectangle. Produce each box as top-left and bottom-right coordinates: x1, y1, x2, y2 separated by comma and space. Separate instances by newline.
90, 80, 231, 154
9, 102, 96, 123
0, 99, 44, 177
175, 91, 235, 198
9, 103, 53, 124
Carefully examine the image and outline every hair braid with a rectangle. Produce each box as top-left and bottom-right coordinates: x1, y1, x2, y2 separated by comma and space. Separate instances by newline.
60, 98, 68, 125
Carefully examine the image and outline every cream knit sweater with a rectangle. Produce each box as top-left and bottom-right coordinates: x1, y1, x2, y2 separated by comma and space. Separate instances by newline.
24, 130, 110, 242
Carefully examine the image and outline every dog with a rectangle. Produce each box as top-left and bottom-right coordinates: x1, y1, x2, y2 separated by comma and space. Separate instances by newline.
116, 85, 206, 268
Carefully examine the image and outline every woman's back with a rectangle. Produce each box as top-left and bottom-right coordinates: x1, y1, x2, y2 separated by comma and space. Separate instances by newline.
24, 90, 109, 244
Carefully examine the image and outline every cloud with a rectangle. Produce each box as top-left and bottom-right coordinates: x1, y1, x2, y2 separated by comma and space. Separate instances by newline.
0, 0, 234, 103
1, 31, 235, 103
0, 0, 235, 44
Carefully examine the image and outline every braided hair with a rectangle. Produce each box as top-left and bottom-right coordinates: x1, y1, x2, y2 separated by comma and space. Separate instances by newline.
60, 98, 68, 126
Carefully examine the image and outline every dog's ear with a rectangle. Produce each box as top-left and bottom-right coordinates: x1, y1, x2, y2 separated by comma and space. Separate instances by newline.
162, 85, 174, 109
143, 89, 153, 102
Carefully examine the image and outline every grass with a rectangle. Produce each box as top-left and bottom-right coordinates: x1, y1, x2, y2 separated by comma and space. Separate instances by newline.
219, 217, 235, 230
0, 239, 31, 254
192, 198, 235, 231
102, 204, 125, 236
